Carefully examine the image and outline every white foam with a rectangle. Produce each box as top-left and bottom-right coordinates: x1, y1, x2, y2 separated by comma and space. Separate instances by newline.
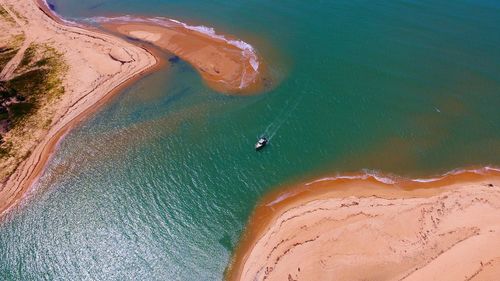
161, 17, 260, 88
306, 171, 396, 186
411, 177, 442, 183
86, 15, 147, 24
41, 0, 81, 26
410, 167, 498, 183
266, 191, 299, 206
485, 166, 500, 172
86, 15, 260, 89
305, 167, 500, 186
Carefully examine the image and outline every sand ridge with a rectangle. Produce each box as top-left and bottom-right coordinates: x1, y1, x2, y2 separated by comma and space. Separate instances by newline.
227, 169, 500, 281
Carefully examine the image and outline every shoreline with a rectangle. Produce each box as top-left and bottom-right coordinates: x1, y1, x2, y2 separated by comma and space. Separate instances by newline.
0, 0, 163, 217
1, 0, 270, 218
227, 167, 500, 280
99, 18, 268, 94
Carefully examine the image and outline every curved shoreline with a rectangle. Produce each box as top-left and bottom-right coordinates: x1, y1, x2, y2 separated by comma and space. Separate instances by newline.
227, 167, 500, 281
1, 0, 270, 218
0, 0, 163, 217
99, 17, 268, 94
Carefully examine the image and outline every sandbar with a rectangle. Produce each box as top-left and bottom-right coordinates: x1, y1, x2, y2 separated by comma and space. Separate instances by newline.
100, 18, 266, 94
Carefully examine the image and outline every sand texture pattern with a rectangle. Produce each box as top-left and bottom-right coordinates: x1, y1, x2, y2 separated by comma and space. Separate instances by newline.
229, 173, 500, 281
102, 20, 265, 94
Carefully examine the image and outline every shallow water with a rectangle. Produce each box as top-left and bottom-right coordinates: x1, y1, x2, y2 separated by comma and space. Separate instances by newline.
1, 0, 500, 280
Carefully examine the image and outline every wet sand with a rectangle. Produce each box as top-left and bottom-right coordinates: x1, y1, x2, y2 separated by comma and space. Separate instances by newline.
227, 168, 500, 281
0, 0, 161, 217
100, 19, 266, 94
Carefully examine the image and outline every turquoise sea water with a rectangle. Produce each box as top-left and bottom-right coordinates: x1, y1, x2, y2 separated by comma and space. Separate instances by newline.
1, 0, 500, 279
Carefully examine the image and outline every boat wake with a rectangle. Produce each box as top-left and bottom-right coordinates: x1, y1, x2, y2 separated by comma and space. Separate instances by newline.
262, 94, 304, 140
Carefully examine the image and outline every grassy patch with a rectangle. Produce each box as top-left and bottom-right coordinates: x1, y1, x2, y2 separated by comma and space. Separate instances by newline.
34, 57, 49, 67
0, 82, 17, 98
1, 44, 67, 126
0, 111, 8, 121
0, 43, 67, 180
0, 140, 12, 158
0, 48, 18, 71
1, 34, 25, 71
0, 6, 8, 17
10, 102, 36, 123
39, 44, 68, 100
12, 34, 25, 46
0, 5, 14, 23
9, 69, 48, 98
9, 44, 67, 100
20, 44, 36, 67
5, 4, 27, 24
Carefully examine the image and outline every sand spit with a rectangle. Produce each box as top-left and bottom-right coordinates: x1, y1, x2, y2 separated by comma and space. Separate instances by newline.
228, 168, 500, 281
0, 0, 158, 216
99, 17, 265, 94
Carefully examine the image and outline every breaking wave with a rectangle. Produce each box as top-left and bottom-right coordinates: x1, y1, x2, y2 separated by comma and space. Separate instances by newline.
265, 167, 500, 207
305, 170, 396, 186
305, 166, 500, 186
85, 15, 260, 89
40, 0, 81, 26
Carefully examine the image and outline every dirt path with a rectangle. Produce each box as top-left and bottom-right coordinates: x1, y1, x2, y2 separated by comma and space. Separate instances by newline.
0, 2, 34, 80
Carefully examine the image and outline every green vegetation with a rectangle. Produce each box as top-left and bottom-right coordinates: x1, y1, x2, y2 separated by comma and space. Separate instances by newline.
0, 7, 62, 182
2, 45, 66, 127
0, 110, 8, 121
1, 34, 24, 70
0, 43, 67, 164
0, 6, 8, 17
5, 4, 27, 23
19, 44, 36, 67
0, 140, 12, 157
9, 102, 35, 123
0, 47, 18, 70
0, 5, 14, 23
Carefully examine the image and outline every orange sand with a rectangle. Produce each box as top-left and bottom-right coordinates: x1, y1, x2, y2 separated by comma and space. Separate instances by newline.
227, 168, 500, 281
101, 20, 266, 94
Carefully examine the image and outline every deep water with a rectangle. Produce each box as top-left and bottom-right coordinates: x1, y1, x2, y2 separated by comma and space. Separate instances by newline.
1, 0, 499, 280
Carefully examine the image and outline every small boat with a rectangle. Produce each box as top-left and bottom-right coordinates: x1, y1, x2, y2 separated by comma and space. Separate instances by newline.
255, 137, 268, 151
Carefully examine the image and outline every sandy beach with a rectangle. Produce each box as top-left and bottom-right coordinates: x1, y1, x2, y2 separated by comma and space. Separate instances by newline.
100, 19, 266, 93
0, 0, 270, 217
227, 168, 500, 281
0, 0, 158, 216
